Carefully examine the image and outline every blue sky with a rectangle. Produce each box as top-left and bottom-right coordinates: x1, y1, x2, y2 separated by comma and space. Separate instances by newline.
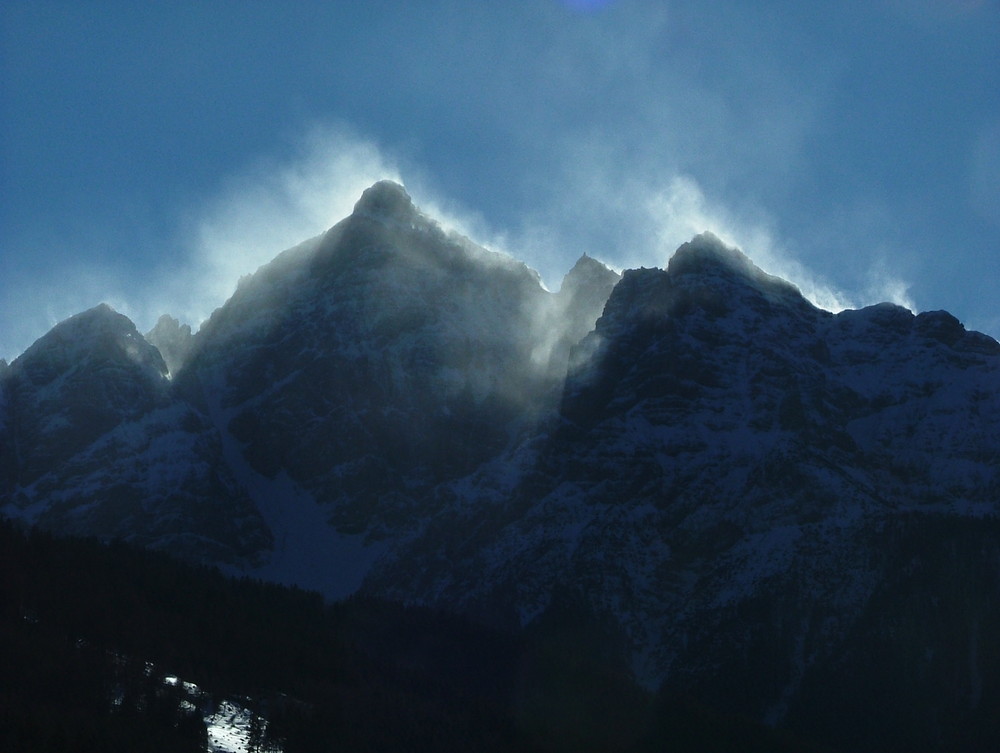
2, 0, 998, 361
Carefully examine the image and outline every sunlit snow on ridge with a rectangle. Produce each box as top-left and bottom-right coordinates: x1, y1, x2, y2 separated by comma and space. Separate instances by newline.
206, 700, 267, 753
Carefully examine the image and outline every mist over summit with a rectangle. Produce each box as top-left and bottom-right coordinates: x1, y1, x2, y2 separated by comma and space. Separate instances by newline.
2, 182, 999, 751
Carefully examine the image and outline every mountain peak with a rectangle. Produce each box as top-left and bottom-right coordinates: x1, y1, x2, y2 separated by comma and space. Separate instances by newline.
53, 303, 133, 339
352, 180, 416, 222
15, 303, 167, 381
667, 232, 757, 277
145, 314, 194, 377
667, 232, 805, 306
568, 252, 614, 275
560, 254, 619, 294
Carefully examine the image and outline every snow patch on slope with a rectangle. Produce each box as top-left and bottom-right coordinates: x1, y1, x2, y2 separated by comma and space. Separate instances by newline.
208, 394, 387, 599
206, 700, 268, 753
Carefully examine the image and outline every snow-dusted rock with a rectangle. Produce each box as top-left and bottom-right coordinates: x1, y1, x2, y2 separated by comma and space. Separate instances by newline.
362, 231, 1000, 736
176, 181, 602, 545
0, 304, 269, 562
145, 313, 194, 376
4, 188, 999, 747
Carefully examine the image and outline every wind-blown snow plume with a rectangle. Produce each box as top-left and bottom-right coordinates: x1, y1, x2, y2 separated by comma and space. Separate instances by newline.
0, 125, 403, 362
155, 124, 402, 333
0, 264, 138, 364
645, 176, 857, 312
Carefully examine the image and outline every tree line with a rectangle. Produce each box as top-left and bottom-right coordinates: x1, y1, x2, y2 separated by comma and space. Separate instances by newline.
0, 518, 834, 752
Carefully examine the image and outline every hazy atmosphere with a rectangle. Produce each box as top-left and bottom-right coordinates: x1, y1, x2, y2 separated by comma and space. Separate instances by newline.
2, 0, 998, 361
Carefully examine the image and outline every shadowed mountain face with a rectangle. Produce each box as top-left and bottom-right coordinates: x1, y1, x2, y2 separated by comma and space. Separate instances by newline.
145, 314, 193, 377
3, 188, 1000, 752
0, 182, 620, 557
174, 181, 619, 538
0, 305, 270, 562
361, 232, 1000, 748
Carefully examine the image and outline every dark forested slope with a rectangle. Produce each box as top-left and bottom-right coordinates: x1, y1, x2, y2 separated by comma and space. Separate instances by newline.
0, 521, 832, 753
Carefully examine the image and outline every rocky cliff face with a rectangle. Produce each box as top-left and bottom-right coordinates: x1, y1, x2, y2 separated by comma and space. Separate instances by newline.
2, 186, 999, 751
175, 180, 618, 540
0, 181, 619, 567
145, 314, 194, 377
362, 231, 1000, 747
0, 305, 270, 562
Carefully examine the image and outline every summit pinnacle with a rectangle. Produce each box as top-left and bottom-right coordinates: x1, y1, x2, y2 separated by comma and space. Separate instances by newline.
352, 180, 416, 221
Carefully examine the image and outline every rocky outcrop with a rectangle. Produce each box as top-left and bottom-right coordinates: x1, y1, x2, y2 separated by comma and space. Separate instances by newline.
0, 305, 269, 562
145, 313, 194, 376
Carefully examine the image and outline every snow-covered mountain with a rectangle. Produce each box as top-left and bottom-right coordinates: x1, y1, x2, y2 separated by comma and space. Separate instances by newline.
153, 181, 615, 594
0, 304, 270, 562
2, 183, 999, 749
177, 181, 572, 540
364, 231, 1000, 741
